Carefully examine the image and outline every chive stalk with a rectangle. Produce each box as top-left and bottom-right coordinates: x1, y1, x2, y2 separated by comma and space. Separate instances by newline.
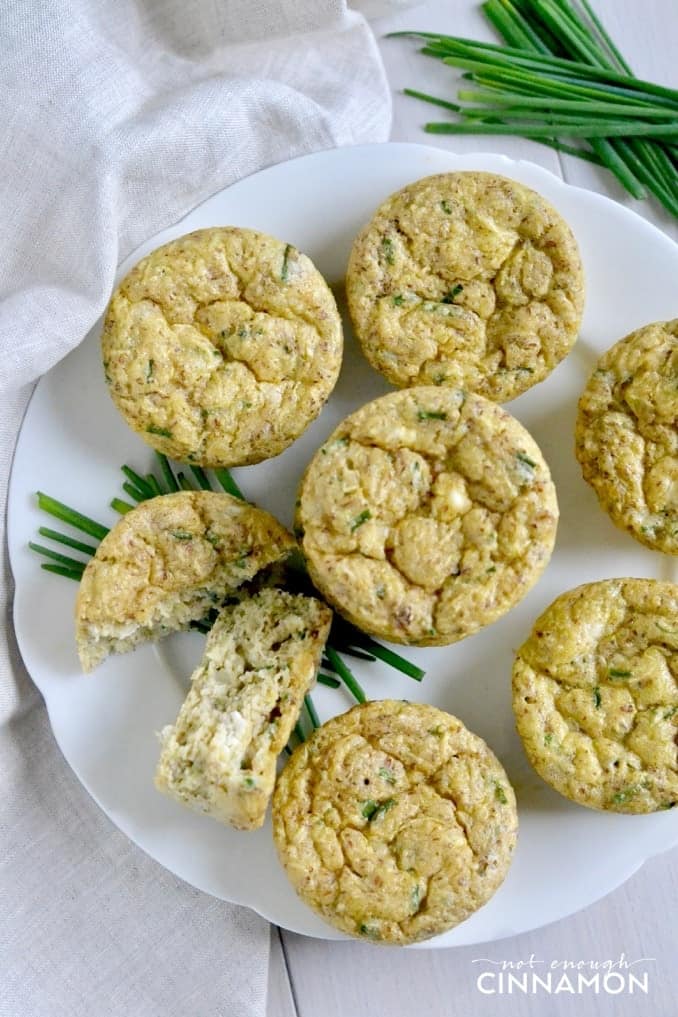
325, 646, 366, 704
37, 527, 97, 556
156, 453, 180, 493
214, 468, 246, 501
36, 492, 109, 540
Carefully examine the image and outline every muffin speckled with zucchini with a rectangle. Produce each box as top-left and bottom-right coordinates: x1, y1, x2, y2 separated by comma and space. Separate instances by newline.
575, 319, 678, 555
76, 490, 295, 671
272, 700, 518, 945
295, 386, 558, 646
155, 587, 332, 830
102, 227, 343, 467
513, 578, 678, 813
346, 171, 584, 402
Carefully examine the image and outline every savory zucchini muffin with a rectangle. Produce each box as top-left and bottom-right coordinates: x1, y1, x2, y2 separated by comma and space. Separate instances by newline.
346, 171, 584, 402
155, 588, 332, 830
513, 578, 678, 813
295, 387, 558, 646
102, 227, 343, 466
272, 700, 518, 945
575, 319, 678, 554
76, 491, 295, 672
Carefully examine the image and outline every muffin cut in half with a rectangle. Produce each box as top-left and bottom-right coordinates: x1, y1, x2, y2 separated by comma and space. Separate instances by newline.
513, 578, 678, 813
102, 227, 343, 467
75, 490, 295, 671
155, 588, 332, 830
346, 171, 584, 402
272, 700, 518, 945
295, 386, 558, 646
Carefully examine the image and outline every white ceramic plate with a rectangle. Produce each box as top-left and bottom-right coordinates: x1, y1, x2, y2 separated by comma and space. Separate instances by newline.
8, 143, 678, 948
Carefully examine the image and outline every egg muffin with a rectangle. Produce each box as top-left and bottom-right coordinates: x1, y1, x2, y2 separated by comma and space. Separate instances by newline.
76, 490, 295, 671
295, 387, 558, 646
102, 227, 343, 466
155, 588, 332, 830
272, 699, 518, 945
513, 578, 678, 813
575, 319, 678, 554
346, 171, 584, 402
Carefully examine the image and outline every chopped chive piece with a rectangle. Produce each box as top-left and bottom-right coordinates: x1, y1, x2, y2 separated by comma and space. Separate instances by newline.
41, 563, 83, 581
544, 732, 554, 746
317, 673, 341, 689
121, 465, 154, 497
378, 766, 396, 785
171, 531, 194, 541
609, 668, 632, 678
190, 618, 212, 634
593, 686, 602, 708
281, 244, 293, 282
37, 527, 97, 556
441, 198, 453, 212
612, 786, 639, 804
37, 492, 109, 541
214, 468, 245, 501
350, 509, 372, 532
176, 472, 195, 492
494, 781, 508, 804
392, 293, 405, 306
361, 799, 378, 820
146, 358, 154, 381
28, 542, 87, 572
516, 452, 537, 469
145, 474, 163, 497
122, 481, 148, 503
111, 498, 135, 515
325, 646, 366, 704
442, 283, 463, 303
416, 409, 447, 420
190, 465, 213, 491
381, 236, 395, 264
156, 452, 180, 493
304, 694, 320, 730
146, 425, 173, 439
364, 798, 395, 822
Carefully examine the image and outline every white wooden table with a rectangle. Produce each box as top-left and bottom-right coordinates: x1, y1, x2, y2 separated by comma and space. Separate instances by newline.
268, 4, 678, 1015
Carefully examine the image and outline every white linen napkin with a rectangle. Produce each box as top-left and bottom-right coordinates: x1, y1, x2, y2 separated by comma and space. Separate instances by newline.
0, 2, 390, 1014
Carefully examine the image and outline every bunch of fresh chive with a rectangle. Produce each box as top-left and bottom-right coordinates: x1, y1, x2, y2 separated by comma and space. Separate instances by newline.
30, 452, 424, 743
393, 0, 678, 216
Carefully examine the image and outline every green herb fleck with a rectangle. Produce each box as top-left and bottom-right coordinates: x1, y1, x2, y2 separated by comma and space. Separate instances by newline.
381, 236, 395, 265
146, 425, 173, 439
544, 732, 554, 747
237, 326, 249, 339
516, 452, 537, 470
440, 199, 452, 214
494, 781, 508, 804
171, 531, 193, 541
392, 293, 404, 306
146, 359, 154, 381
375, 584, 386, 600
358, 923, 381, 940
417, 409, 447, 421
361, 799, 378, 820
609, 668, 632, 679
411, 884, 421, 912
486, 565, 497, 574
441, 284, 463, 304
281, 244, 292, 282
593, 686, 602, 708
663, 706, 677, 719
378, 767, 396, 785
433, 372, 447, 385
427, 725, 444, 737
243, 777, 256, 789
612, 786, 640, 805
350, 509, 371, 532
